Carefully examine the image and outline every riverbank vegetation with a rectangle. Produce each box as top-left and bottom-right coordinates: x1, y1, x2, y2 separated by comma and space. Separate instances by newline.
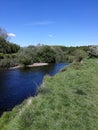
0, 27, 89, 68
0, 27, 98, 129
0, 58, 98, 130
1, 27, 98, 69
0, 28, 88, 67
0, 28, 20, 68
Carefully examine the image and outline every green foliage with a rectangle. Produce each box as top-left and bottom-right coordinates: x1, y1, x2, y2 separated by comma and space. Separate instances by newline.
18, 45, 56, 65
0, 26, 90, 69
37, 45, 56, 63
17, 45, 90, 67
0, 53, 4, 59
89, 46, 98, 58
0, 58, 18, 68
0, 59, 98, 130
18, 48, 33, 65
0, 31, 90, 68
0, 27, 20, 54
65, 55, 75, 62
51, 46, 65, 62
74, 49, 88, 62
0, 37, 20, 54
0, 53, 18, 68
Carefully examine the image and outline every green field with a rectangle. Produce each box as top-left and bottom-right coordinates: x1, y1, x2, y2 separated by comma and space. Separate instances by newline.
0, 59, 98, 130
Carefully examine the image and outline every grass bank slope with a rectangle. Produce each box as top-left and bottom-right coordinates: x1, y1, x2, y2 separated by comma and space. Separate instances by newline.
0, 59, 98, 130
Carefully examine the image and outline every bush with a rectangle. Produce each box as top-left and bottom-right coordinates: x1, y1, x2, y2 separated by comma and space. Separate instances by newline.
38, 46, 56, 63
0, 53, 4, 59
0, 58, 18, 68
89, 46, 98, 58
18, 48, 33, 65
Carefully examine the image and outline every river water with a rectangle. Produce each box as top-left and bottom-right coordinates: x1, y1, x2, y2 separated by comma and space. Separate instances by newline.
0, 63, 68, 116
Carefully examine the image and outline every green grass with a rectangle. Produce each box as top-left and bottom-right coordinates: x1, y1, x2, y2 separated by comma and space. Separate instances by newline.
0, 59, 98, 130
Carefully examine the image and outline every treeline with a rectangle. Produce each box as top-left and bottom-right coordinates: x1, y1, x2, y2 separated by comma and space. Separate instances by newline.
0, 43, 90, 68
18, 45, 89, 66
0, 27, 98, 69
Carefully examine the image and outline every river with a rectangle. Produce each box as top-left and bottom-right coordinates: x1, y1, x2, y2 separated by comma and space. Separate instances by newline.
0, 63, 68, 116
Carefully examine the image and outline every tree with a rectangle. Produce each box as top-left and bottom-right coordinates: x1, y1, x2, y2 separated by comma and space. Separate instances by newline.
18, 48, 33, 65
0, 27, 8, 40
37, 46, 56, 63
74, 49, 88, 62
0, 27, 20, 54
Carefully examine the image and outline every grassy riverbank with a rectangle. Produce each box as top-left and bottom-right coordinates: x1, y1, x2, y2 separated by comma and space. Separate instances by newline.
0, 58, 98, 130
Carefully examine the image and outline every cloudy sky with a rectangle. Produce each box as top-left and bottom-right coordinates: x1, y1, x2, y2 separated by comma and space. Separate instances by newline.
0, 0, 98, 46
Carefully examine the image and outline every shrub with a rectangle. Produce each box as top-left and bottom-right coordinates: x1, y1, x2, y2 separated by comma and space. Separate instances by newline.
89, 46, 98, 58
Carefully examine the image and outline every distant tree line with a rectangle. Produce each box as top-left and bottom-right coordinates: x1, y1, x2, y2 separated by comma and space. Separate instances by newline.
17, 45, 89, 66
0, 27, 97, 68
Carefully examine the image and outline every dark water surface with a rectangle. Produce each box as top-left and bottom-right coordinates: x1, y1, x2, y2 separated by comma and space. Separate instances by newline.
0, 63, 68, 116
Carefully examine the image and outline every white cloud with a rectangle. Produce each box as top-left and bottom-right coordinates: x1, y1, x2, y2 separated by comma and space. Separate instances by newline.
25, 21, 55, 26
48, 34, 53, 38
7, 33, 16, 37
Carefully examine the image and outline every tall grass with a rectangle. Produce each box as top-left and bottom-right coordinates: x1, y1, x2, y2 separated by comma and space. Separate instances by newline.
0, 59, 98, 130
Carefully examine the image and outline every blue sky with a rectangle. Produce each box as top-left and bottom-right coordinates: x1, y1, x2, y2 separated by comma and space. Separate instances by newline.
0, 0, 98, 46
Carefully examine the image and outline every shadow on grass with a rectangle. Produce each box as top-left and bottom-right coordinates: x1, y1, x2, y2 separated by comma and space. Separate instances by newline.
37, 87, 52, 95
75, 89, 87, 95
